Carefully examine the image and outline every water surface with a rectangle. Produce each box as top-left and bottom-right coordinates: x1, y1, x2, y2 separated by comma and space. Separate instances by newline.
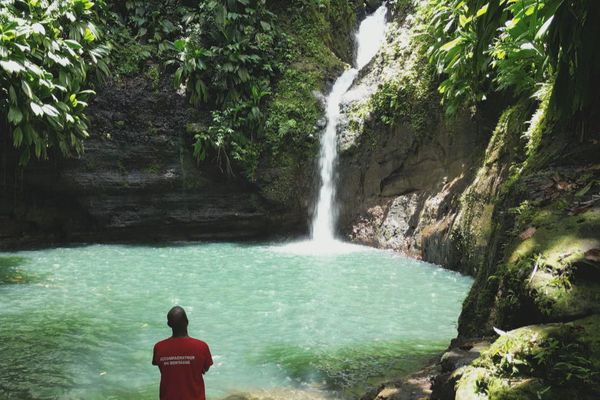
0, 242, 472, 399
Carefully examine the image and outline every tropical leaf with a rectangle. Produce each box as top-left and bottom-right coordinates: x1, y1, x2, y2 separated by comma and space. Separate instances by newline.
1, 0, 108, 163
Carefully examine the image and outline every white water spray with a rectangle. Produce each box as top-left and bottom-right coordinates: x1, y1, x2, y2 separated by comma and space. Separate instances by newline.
311, 4, 388, 243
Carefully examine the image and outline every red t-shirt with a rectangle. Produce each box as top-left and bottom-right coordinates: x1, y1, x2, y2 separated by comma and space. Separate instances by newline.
152, 337, 213, 400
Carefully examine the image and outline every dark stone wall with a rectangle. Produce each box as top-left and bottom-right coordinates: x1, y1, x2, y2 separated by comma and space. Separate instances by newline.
0, 75, 305, 249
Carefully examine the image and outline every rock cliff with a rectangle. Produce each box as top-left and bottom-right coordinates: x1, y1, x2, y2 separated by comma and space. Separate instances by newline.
0, 75, 306, 249
0, 0, 370, 249
337, 3, 600, 400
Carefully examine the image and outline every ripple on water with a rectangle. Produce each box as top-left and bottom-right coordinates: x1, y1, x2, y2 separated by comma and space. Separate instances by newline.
0, 242, 472, 399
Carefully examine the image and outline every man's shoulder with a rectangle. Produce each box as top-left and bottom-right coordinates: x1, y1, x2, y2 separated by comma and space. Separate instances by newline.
188, 337, 210, 348
153, 337, 173, 349
153, 336, 209, 351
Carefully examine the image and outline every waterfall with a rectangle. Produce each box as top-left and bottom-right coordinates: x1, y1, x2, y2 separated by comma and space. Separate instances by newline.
310, 4, 388, 243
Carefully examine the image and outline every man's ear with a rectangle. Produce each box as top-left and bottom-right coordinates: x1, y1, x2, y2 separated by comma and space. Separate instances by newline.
167, 320, 173, 328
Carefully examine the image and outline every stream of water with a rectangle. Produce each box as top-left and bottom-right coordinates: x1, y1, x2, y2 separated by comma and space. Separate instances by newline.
0, 243, 472, 399
311, 4, 388, 243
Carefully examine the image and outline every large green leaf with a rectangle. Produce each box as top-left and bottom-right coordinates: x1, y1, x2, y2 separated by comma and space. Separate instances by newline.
30, 102, 44, 116
0, 60, 25, 74
8, 107, 23, 125
1, 0, 108, 163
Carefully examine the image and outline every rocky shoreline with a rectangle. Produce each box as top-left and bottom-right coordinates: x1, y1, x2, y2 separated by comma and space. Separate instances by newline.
359, 340, 491, 400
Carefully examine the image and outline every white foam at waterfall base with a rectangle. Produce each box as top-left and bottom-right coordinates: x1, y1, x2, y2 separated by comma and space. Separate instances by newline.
270, 239, 374, 256
278, 4, 388, 255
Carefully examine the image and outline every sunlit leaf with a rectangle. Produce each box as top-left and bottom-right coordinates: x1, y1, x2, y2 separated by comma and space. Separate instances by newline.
440, 37, 463, 52
476, 4, 489, 17
536, 16, 554, 40
83, 27, 96, 42
0, 60, 25, 74
173, 39, 186, 52
31, 23, 45, 35
30, 102, 44, 116
42, 104, 60, 117
64, 39, 83, 49
21, 81, 33, 98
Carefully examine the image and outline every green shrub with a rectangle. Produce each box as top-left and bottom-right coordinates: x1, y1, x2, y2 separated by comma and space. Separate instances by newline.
420, 0, 599, 125
171, 0, 289, 177
0, 0, 109, 164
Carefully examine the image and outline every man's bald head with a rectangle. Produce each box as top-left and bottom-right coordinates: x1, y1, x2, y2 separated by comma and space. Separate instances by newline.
167, 306, 189, 333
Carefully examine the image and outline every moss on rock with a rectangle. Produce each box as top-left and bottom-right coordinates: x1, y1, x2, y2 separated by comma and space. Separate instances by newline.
341, 9, 441, 152
497, 201, 600, 324
455, 315, 600, 400
257, 0, 362, 209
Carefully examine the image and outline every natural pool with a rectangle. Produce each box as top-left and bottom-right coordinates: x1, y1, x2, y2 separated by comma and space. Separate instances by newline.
0, 242, 472, 400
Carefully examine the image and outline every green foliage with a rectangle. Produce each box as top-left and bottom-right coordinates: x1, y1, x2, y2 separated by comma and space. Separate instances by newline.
107, 29, 152, 76
469, 319, 600, 397
263, 67, 321, 157
114, 0, 193, 45
250, 0, 358, 203
192, 107, 262, 177
172, 0, 289, 177
170, 0, 358, 179
421, 0, 500, 114
420, 0, 598, 124
488, 0, 560, 96
368, 55, 437, 136
0, 0, 109, 165
106, 0, 195, 76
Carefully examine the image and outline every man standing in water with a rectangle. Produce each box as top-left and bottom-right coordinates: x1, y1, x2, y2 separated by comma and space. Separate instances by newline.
153, 306, 213, 400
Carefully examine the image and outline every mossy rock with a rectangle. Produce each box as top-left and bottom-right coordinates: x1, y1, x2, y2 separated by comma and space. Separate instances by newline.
257, 1, 359, 203
455, 367, 490, 400
455, 315, 600, 400
505, 207, 600, 321
253, 339, 446, 395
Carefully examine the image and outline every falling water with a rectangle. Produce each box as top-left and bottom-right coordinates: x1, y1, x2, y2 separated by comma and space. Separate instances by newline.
311, 4, 388, 243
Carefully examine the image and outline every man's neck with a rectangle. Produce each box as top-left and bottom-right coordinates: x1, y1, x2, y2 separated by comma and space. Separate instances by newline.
171, 330, 189, 338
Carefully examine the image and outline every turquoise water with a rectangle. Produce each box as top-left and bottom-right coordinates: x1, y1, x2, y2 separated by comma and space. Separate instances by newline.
0, 242, 472, 399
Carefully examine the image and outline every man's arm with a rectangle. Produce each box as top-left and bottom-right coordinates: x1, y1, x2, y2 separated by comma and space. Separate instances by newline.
202, 344, 213, 374
152, 345, 158, 366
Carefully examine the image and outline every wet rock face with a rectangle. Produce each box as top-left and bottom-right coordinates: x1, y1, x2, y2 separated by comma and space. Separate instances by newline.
0, 75, 304, 249
331, 8, 487, 267
364, 0, 384, 13
339, 115, 483, 262
336, 72, 483, 264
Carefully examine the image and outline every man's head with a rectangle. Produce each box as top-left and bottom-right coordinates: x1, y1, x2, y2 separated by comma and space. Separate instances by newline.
167, 306, 189, 334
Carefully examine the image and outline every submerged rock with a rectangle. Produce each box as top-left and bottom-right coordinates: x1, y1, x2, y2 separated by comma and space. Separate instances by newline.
220, 388, 329, 400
